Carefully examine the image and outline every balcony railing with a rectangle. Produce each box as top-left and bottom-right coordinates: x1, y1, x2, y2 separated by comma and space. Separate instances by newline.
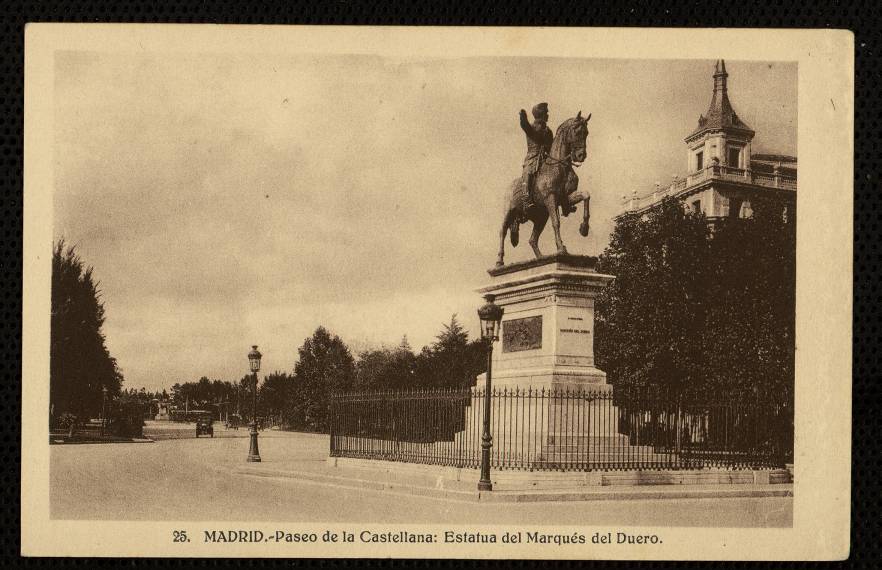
623, 165, 796, 213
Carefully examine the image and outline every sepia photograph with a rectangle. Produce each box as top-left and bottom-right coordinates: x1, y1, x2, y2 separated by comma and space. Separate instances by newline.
22, 25, 851, 560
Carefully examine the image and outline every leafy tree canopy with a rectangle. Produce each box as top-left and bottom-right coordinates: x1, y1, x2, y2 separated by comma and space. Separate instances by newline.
291, 327, 356, 431
596, 197, 795, 402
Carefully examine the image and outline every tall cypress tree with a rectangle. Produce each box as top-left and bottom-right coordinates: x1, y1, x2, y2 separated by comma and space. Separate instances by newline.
414, 315, 486, 389
50, 240, 124, 424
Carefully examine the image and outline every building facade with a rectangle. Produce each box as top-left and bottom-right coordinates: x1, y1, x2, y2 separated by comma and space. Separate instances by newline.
619, 60, 796, 221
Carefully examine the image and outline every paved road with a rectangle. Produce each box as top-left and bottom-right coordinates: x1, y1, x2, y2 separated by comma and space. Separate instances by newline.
142, 420, 250, 439
51, 430, 792, 526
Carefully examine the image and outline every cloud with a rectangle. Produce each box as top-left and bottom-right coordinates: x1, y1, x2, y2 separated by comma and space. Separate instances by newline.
53, 53, 797, 390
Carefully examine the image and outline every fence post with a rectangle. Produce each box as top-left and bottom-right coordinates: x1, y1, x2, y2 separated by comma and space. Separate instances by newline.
328, 393, 336, 456
675, 395, 682, 457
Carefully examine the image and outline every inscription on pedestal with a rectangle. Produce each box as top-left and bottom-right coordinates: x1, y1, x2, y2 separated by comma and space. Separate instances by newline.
502, 316, 542, 353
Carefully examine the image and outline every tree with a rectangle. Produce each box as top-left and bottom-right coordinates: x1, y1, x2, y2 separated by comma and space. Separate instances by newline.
354, 335, 419, 391
699, 196, 796, 402
50, 240, 124, 425
168, 377, 238, 420
398, 335, 412, 353
259, 371, 293, 426
236, 374, 254, 421
354, 348, 395, 390
355, 344, 417, 391
595, 197, 795, 401
291, 327, 355, 432
413, 315, 487, 389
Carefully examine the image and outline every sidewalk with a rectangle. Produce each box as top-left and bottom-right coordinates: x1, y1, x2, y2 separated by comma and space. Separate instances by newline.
49, 433, 153, 445
225, 450, 793, 504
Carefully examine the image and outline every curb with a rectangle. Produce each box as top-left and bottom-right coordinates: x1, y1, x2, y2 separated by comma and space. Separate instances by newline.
234, 466, 478, 503
232, 465, 793, 504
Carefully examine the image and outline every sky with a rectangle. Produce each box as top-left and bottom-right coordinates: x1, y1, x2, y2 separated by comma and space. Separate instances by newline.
53, 53, 797, 392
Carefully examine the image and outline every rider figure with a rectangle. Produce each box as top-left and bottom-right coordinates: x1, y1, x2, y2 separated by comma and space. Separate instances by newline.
520, 103, 576, 216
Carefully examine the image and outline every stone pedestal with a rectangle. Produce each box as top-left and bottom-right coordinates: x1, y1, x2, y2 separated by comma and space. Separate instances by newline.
471, 255, 621, 467
476, 254, 615, 393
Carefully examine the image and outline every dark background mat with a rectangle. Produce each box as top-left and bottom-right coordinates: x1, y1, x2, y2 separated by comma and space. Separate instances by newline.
3, 0, 877, 566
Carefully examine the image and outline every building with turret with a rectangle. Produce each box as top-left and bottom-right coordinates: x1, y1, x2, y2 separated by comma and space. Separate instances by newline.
618, 60, 796, 221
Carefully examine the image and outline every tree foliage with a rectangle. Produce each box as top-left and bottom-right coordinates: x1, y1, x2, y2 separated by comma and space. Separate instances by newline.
413, 315, 487, 389
354, 338, 417, 391
50, 240, 124, 424
595, 197, 795, 402
258, 371, 293, 425
290, 327, 356, 432
242, 320, 489, 434
169, 377, 239, 413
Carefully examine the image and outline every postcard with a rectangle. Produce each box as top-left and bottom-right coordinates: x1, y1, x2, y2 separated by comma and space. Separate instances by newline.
22, 24, 852, 560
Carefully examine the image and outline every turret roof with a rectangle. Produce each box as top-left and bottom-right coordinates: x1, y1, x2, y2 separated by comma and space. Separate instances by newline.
687, 60, 754, 140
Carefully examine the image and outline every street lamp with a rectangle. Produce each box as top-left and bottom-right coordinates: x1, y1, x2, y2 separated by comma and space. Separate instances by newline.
247, 345, 262, 462
477, 294, 504, 492
101, 386, 108, 436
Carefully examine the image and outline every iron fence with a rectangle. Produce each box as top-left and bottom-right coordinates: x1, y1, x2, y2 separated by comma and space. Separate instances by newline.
329, 387, 792, 471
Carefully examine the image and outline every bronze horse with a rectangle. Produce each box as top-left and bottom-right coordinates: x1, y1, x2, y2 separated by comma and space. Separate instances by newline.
496, 112, 592, 267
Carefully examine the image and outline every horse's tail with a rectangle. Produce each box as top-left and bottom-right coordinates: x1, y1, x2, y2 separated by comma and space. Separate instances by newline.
508, 177, 528, 247
503, 177, 521, 247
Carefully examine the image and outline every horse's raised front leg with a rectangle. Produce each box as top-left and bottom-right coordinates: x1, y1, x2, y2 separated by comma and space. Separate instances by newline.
529, 212, 548, 259
544, 194, 567, 255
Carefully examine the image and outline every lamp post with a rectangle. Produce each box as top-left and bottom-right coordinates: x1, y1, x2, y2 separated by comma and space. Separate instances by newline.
247, 345, 262, 462
101, 386, 108, 436
477, 294, 504, 492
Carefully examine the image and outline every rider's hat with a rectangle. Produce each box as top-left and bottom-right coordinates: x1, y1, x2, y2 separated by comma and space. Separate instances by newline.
532, 102, 549, 119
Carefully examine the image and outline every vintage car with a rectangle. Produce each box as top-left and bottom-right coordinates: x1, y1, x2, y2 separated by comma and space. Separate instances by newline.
195, 417, 214, 438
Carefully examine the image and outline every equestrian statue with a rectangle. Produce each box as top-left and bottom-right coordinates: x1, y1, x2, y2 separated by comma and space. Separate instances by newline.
496, 102, 592, 267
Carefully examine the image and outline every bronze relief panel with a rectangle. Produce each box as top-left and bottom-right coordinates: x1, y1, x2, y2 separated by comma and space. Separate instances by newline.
502, 315, 543, 353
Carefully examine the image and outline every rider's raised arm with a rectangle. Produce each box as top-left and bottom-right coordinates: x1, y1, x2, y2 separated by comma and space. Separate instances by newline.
520, 117, 546, 144
519, 109, 537, 140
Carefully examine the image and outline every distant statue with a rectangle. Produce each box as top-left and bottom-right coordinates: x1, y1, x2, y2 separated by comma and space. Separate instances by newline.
497, 110, 592, 267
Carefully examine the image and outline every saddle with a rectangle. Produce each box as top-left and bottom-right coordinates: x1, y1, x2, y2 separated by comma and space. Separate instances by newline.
513, 177, 537, 222
513, 167, 578, 222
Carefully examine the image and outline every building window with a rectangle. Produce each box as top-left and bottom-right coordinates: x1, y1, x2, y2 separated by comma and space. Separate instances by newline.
728, 147, 741, 168
696, 151, 704, 171
692, 199, 701, 213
